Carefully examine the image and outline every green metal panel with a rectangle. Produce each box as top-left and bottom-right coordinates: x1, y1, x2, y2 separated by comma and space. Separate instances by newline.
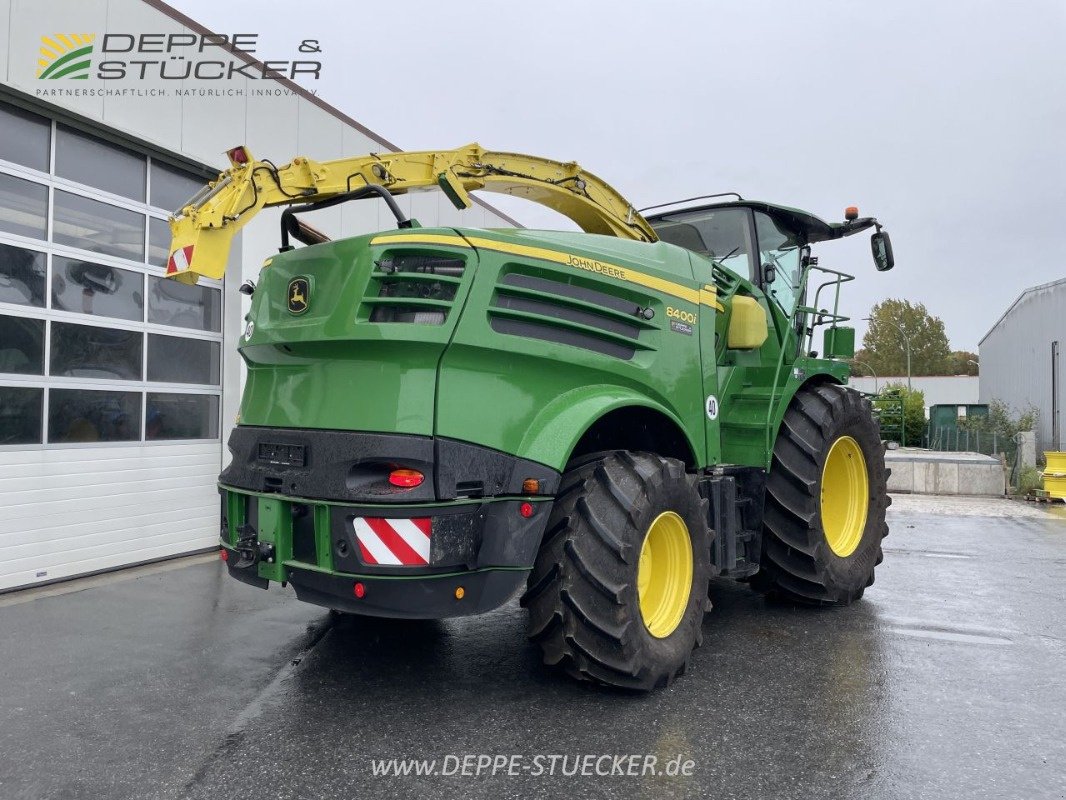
313, 504, 333, 572
256, 496, 291, 583
930, 404, 961, 430
438, 230, 706, 470
234, 226, 849, 475
823, 326, 856, 359
237, 231, 475, 436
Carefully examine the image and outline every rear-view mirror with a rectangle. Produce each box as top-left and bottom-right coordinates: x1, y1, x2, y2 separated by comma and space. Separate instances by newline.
872, 230, 894, 271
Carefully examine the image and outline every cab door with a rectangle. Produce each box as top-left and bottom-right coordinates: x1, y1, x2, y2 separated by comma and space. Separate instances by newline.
680, 207, 758, 465
753, 210, 805, 340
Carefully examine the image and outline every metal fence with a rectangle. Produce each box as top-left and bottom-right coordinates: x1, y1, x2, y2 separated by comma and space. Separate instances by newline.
925, 426, 1011, 456
871, 394, 905, 445
926, 425, 1022, 486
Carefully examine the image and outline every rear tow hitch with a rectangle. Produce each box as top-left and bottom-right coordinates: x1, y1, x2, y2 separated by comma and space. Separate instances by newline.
233, 524, 275, 568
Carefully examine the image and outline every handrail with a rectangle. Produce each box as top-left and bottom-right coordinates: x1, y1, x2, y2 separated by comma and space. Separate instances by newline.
764, 263, 857, 462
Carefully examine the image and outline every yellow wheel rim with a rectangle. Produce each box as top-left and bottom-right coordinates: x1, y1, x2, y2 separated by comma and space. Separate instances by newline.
820, 435, 869, 557
637, 511, 693, 638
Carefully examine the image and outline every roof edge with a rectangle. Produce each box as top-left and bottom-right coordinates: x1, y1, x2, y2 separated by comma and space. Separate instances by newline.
141, 0, 524, 228
978, 276, 1066, 346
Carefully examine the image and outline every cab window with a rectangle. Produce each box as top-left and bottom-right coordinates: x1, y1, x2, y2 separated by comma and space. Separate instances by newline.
754, 211, 803, 314
650, 207, 754, 280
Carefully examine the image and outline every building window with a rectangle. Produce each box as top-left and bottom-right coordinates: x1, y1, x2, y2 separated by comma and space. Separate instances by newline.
0, 97, 221, 447
0, 104, 50, 171
147, 276, 221, 332
0, 386, 43, 444
52, 256, 144, 322
55, 125, 147, 202
0, 314, 44, 374
147, 393, 220, 440
50, 322, 143, 381
147, 334, 220, 385
150, 161, 205, 213
148, 217, 171, 267
0, 173, 48, 240
0, 242, 47, 307
53, 190, 146, 262
48, 388, 142, 443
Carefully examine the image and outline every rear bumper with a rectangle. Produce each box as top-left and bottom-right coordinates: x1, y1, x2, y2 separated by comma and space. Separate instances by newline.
285, 564, 527, 618
219, 425, 560, 504
219, 487, 551, 618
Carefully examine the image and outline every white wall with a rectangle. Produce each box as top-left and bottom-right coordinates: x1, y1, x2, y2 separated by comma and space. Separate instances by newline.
0, 443, 220, 589
848, 375, 980, 411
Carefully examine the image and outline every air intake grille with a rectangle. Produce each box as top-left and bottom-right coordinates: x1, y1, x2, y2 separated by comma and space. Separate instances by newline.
488, 272, 657, 360
712, 264, 739, 294
366, 253, 466, 324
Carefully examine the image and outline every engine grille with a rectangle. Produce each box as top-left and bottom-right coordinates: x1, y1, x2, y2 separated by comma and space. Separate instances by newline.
365, 252, 466, 325
488, 271, 657, 360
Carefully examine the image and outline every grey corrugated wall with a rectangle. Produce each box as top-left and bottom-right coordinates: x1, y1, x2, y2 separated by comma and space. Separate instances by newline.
979, 278, 1066, 453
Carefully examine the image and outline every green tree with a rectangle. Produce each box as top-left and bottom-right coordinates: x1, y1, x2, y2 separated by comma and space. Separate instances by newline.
873, 383, 926, 446
862, 299, 951, 376
946, 350, 979, 376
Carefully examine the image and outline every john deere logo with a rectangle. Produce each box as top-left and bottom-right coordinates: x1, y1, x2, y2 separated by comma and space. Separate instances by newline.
287, 277, 310, 314
37, 34, 96, 80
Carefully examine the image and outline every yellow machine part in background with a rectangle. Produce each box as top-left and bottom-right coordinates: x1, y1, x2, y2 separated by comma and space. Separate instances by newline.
1043, 451, 1066, 499
164, 144, 658, 284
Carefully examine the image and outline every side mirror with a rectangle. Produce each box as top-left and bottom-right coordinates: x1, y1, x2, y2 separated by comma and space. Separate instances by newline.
871, 230, 894, 272
762, 262, 777, 284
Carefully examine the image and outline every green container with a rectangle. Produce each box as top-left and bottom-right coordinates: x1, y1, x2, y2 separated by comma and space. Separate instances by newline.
823, 326, 855, 359
929, 404, 961, 430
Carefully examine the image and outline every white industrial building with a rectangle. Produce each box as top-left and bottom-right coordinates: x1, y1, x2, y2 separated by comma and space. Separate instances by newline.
848, 375, 979, 412
0, 0, 519, 590
979, 277, 1065, 453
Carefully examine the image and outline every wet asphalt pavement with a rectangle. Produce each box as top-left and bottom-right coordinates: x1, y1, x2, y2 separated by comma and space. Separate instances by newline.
1, 497, 1065, 800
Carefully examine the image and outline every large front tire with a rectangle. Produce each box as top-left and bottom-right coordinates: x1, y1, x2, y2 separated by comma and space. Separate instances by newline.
752, 383, 889, 605
521, 452, 711, 691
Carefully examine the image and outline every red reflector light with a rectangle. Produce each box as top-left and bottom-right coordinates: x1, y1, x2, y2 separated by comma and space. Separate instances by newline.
227, 146, 249, 165
388, 468, 424, 488
219, 548, 228, 562
520, 502, 534, 518
354, 582, 366, 598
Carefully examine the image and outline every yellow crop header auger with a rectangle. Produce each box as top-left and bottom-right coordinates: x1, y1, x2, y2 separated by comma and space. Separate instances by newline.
164, 143, 658, 283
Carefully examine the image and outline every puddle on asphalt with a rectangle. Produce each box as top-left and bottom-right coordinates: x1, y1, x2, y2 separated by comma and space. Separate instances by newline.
879, 616, 1016, 646
881, 547, 974, 560
886, 627, 1013, 646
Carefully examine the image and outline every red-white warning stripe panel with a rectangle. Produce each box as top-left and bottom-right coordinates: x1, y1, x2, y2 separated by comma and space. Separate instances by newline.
166, 245, 194, 275
354, 517, 432, 566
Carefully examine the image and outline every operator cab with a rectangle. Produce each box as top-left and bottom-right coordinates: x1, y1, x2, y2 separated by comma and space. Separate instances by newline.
644, 198, 893, 315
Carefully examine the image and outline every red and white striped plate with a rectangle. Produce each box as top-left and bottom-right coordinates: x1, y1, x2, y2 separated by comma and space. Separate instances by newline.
353, 517, 432, 566
166, 245, 194, 275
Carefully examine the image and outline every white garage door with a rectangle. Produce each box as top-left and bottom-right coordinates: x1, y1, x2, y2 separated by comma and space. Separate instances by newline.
0, 98, 223, 591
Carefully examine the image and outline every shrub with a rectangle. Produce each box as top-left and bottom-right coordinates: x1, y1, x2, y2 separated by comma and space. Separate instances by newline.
1014, 465, 1043, 496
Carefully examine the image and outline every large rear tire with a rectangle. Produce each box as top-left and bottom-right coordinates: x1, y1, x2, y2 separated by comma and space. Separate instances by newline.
521, 452, 711, 691
752, 383, 889, 605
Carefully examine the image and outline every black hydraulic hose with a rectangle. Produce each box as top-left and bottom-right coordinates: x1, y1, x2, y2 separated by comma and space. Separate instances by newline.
280, 185, 413, 249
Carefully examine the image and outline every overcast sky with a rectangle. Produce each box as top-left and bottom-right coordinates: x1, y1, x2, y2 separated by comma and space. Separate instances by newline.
172, 0, 1066, 352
